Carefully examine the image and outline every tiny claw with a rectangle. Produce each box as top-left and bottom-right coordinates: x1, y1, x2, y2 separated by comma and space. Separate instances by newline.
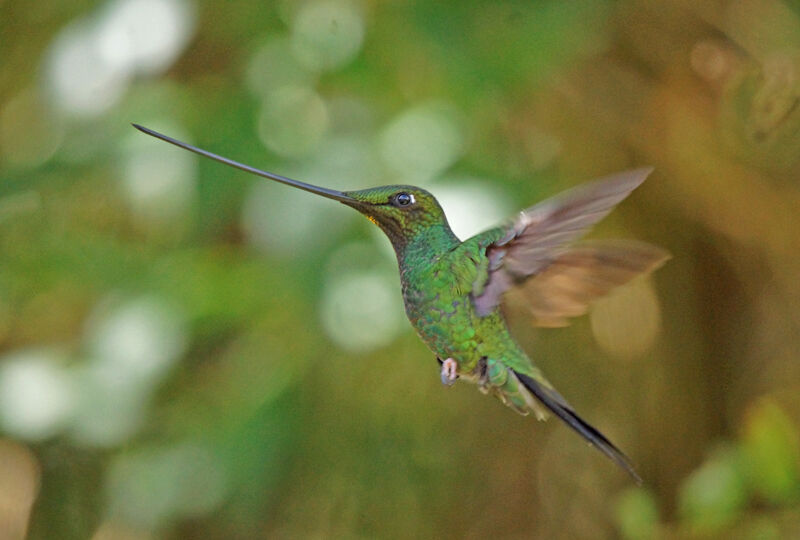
441, 358, 458, 386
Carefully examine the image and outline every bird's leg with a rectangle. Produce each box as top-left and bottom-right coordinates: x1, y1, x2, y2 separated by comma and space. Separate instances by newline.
440, 358, 458, 386
476, 357, 490, 394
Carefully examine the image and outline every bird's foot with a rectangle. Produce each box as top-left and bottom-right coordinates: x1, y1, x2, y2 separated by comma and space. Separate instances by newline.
440, 358, 458, 386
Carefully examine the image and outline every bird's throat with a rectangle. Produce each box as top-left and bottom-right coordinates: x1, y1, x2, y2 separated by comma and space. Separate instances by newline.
395, 222, 460, 267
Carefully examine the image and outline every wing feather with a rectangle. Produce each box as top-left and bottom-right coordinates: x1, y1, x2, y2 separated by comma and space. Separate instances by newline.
514, 240, 670, 327
472, 168, 658, 316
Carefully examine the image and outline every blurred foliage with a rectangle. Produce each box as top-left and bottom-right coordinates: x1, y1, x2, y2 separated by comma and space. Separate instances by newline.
1, 0, 800, 538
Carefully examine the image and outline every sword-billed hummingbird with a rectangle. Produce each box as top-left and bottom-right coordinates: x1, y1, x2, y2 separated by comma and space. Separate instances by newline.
133, 124, 669, 482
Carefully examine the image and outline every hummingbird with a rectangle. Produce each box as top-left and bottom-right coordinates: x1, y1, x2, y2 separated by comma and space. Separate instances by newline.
133, 124, 669, 482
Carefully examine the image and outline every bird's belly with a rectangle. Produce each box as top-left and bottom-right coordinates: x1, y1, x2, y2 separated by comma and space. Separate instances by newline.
402, 287, 488, 374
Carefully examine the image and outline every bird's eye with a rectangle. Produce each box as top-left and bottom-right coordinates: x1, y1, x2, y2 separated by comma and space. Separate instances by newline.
394, 192, 414, 207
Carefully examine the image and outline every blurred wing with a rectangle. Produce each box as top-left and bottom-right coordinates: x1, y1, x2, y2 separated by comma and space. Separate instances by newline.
473, 168, 655, 316
505, 240, 670, 327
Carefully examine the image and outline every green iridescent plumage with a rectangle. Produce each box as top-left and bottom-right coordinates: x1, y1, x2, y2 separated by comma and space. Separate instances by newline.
134, 124, 670, 483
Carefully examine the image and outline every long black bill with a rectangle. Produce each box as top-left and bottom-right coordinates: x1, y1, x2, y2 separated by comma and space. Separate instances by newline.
132, 124, 357, 203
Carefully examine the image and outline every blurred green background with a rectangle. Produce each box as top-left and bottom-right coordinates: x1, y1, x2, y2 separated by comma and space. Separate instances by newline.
2, 0, 800, 538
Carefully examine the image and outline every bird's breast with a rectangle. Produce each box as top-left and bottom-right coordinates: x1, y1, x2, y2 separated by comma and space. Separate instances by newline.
401, 270, 482, 371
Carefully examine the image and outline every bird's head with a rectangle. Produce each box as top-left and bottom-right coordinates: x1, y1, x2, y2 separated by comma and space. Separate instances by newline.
340, 185, 450, 248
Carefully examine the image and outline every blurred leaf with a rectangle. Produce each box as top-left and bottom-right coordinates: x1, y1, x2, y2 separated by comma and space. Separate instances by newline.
678, 445, 748, 535
741, 397, 800, 504
614, 487, 660, 540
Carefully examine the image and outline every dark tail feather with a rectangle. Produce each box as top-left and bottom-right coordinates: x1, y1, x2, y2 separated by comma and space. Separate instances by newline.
514, 370, 642, 484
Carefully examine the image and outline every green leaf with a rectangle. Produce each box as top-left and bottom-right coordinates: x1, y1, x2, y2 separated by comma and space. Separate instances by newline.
678, 445, 748, 534
741, 397, 800, 504
614, 487, 661, 540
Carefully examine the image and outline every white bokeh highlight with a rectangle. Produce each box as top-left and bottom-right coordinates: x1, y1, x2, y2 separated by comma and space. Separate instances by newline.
430, 177, 514, 240
46, 20, 129, 117
257, 86, 330, 158
291, 0, 365, 72
86, 296, 187, 387
96, 0, 195, 76
71, 296, 188, 446
0, 349, 75, 441
380, 102, 465, 182
45, 0, 195, 117
320, 270, 406, 352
